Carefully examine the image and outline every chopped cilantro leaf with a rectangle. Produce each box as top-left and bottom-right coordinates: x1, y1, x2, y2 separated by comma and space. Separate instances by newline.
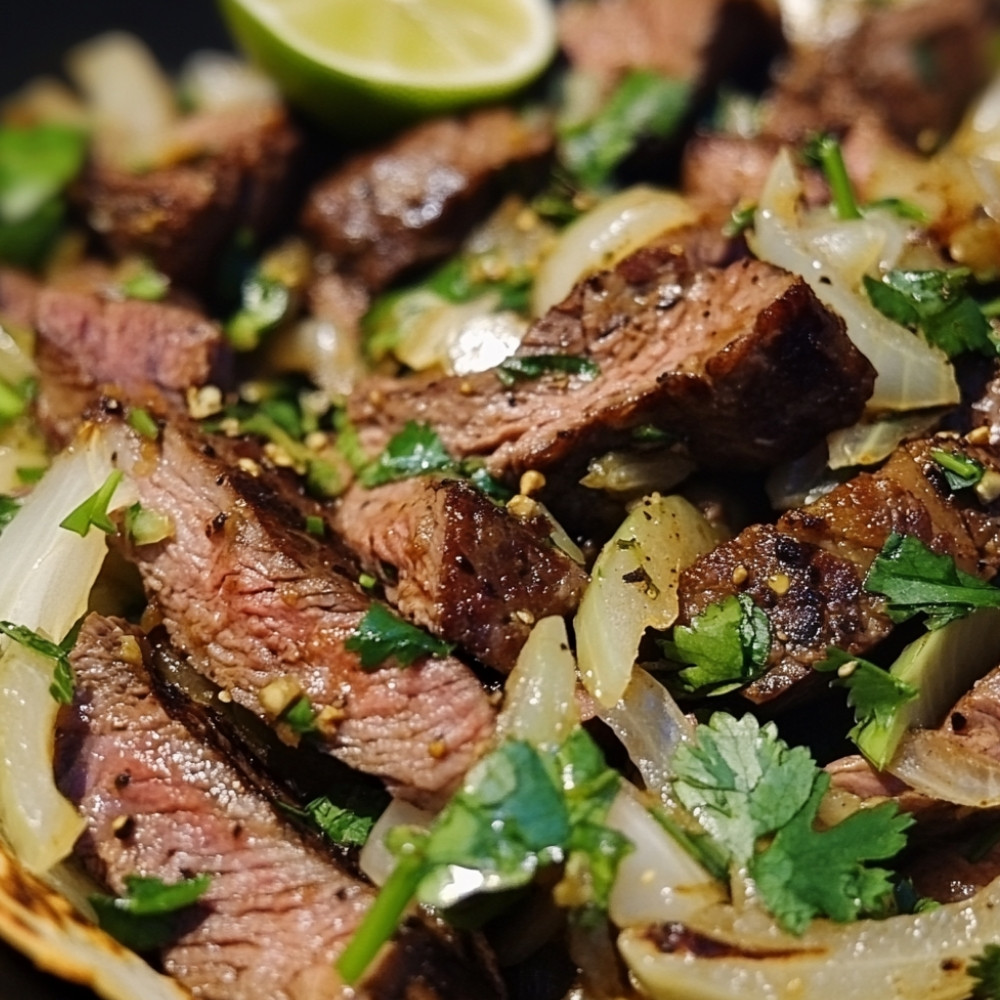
865, 532, 1000, 629
864, 268, 994, 358
119, 263, 169, 301
750, 775, 912, 934
0, 618, 79, 704
661, 593, 771, 696
59, 470, 123, 537
358, 421, 454, 487
90, 874, 211, 952
301, 796, 376, 847
930, 447, 984, 491
0, 495, 19, 533
225, 272, 292, 351
970, 943, 1000, 1000
722, 202, 756, 238
345, 603, 454, 670
282, 695, 317, 735
814, 647, 919, 740
560, 71, 691, 189
495, 354, 600, 388
0, 376, 34, 425
304, 514, 325, 537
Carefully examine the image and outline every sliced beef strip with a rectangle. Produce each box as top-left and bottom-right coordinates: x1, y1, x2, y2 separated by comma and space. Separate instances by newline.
333, 476, 589, 673
676, 433, 1000, 704
72, 104, 300, 289
760, 0, 997, 149
300, 107, 553, 294
102, 413, 495, 807
56, 614, 504, 1000
556, 0, 783, 93
348, 246, 876, 487
30, 286, 231, 446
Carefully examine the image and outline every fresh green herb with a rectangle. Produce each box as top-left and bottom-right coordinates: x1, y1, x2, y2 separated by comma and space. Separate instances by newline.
930, 447, 985, 491
560, 71, 691, 189
358, 421, 454, 487
802, 133, 861, 220
722, 202, 756, 238
865, 532, 1000, 629
864, 268, 994, 358
119, 263, 169, 301
124, 503, 173, 546
304, 514, 325, 537
889, 876, 939, 916
660, 594, 771, 696
863, 197, 929, 222
0, 376, 35, 426
225, 272, 292, 351
0, 495, 19, 533
336, 729, 628, 985
358, 572, 377, 592
300, 795, 376, 847
814, 647, 919, 740
0, 619, 78, 704
463, 462, 514, 502
126, 407, 160, 440
672, 713, 912, 935
345, 603, 454, 670
59, 470, 123, 537
970, 944, 1000, 1000
90, 874, 211, 953
282, 696, 317, 735
0, 124, 88, 268
496, 353, 599, 388
16, 465, 45, 484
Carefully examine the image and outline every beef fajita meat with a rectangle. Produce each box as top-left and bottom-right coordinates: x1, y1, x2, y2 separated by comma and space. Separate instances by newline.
760, 0, 997, 150
676, 433, 1000, 704
29, 284, 231, 445
347, 245, 876, 487
56, 614, 504, 1000
333, 476, 589, 673
72, 104, 300, 288
301, 107, 552, 294
556, 0, 783, 94
102, 412, 495, 806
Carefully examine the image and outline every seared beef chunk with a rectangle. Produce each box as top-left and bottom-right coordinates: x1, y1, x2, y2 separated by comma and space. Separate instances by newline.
56, 615, 504, 1000
301, 108, 552, 293
104, 414, 495, 806
676, 434, 1000, 703
72, 105, 300, 288
334, 476, 589, 672
761, 0, 997, 149
348, 245, 876, 487
30, 286, 230, 445
557, 0, 783, 93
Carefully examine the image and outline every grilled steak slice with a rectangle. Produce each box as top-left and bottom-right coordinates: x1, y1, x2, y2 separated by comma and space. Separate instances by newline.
556, 0, 783, 93
56, 614, 504, 1000
761, 0, 996, 149
676, 433, 1000, 703
72, 104, 300, 288
31, 287, 230, 445
348, 247, 876, 486
301, 107, 552, 293
334, 476, 588, 672
103, 414, 495, 806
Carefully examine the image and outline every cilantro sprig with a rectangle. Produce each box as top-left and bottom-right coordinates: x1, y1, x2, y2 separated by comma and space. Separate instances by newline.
495, 354, 600, 388
864, 532, 1000, 629
0, 619, 79, 704
970, 944, 1000, 1000
90, 874, 211, 952
931, 448, 985, 491
672, 713, 912, 935
345, 603, 454, 670
336, 729, 628, 984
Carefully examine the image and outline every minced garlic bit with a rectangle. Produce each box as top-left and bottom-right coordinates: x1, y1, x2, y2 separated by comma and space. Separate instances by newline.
185, 384, 223, 419
428, 739, 449, 760
507, 493, 540, 520
258, 676, 304, 717
117, 634, 144, 666
519, 469, 546, 496
263, 440, 300, 470
217, 689, 233, 704
513, 609, 535, 625
315, 704, 345, 738
976, 469, 1000, 504
731, 564, 749, 586
767, 572, 791, 596
236, 456, 262, 477
966, 426, 991, 446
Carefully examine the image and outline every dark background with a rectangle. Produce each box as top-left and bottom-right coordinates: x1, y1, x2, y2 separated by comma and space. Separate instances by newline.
1, 5, 231, 995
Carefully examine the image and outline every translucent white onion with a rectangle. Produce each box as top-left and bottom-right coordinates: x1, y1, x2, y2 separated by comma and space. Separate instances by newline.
619, 873, 1000, 1000
595, 667, 694, 799
750, 149, 958, 414
580, 448, 695, 499
575, 495, 719, 708
607, 788, 724, 928
888, 730, 1000, 808
264, 317, 365, 399
0, 425, 133, 873
532, 186, 697, 316
177, 51, 279, 111
358, 798, 434, 889
497, 615, 579, 750
826, 409, 945, 470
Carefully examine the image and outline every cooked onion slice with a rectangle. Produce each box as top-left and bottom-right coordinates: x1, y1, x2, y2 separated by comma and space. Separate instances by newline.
619, 873, 1000, 1000
575, 494, 719, 708
0, 425, 133, 873
888, 730, 1000, 808
751, 149, 958, 414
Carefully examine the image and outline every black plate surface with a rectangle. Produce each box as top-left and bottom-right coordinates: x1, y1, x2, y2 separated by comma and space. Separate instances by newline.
1, 7, 229, 995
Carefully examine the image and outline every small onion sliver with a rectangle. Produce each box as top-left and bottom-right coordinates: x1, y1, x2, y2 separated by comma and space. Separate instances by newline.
887, 730, 1000, 808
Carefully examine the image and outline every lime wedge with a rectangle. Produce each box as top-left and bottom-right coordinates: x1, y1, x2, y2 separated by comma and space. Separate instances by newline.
218, 0, 557, 134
